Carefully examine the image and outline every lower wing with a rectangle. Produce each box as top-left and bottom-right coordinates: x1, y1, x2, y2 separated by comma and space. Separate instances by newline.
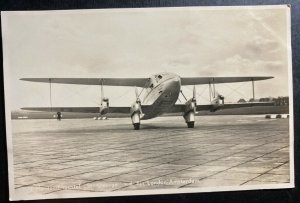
21, 102, 273, 115
21, 107, 130, 114
167, 102, 275, 113
21, 106, 152, 114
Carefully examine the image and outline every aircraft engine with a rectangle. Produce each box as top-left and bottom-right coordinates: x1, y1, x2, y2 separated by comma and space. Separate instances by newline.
100, 97, 109, 115
210, 93, 224, 112
56, 112, 62, 121
183, 85, 197, 128
183, 98, 197, 128
130, 98, 142, 130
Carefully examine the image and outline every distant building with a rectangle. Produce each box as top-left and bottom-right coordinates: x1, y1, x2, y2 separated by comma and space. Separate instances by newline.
256, 96, 289, 106
273, 96, 289, 106
237, 98, 246, 103
259, 97, 274, 102
248, 98, 259, 102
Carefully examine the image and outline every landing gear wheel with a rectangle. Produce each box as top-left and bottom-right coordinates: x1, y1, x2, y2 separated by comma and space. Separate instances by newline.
187, 122, 194, 128
133, 123, 140, 130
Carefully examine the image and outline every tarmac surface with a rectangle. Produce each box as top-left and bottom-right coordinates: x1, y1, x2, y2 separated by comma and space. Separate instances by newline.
10, 115, 291, 198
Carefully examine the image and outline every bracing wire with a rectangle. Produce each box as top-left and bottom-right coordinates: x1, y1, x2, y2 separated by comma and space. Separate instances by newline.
185, 86, 210, 102
223, 83, 249, 100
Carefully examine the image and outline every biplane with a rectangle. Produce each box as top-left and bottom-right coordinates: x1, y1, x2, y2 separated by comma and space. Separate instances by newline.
21, 72, 273, 129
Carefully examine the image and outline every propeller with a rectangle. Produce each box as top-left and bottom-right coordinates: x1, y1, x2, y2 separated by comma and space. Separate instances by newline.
193, 85, 196, 101
99, 80, 109, 116
182, 86, 198, 115
101, 83, 104, 102
192, 85, 198, 113
135, 86, 141, 103
100, 82, 109, 105
133, 87, 143, 115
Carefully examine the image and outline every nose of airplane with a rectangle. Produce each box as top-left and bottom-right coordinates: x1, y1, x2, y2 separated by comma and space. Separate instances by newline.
163, 76, 181, 99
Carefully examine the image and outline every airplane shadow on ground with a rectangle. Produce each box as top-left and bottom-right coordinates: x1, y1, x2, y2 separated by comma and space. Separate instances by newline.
140, 124, 196, 130
43, 124, 195, 134
15, 119, 199, 135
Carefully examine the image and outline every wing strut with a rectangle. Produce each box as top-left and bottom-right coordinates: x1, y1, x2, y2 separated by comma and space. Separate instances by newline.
252, 78, 255, 101
208, 80, 216, 102
137, 78, 150, 99
180, 90, 188, 101
98, 79, 110, 120
49, 78, 52, 112
100, 79, 104, 101
212, 78, 216, 98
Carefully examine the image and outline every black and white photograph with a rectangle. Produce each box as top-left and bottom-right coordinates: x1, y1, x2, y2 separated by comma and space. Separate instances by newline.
2, 5, 294, 200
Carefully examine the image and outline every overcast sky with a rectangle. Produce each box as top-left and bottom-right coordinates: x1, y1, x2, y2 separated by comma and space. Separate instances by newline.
2, 6, 291, 110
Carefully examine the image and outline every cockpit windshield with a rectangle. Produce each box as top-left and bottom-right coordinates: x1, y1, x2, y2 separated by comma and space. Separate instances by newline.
155, 74, 163, 82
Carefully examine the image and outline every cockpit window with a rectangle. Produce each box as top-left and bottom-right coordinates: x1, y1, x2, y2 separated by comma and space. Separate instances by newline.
155, 74, 163, 82
150, 84, 154, 89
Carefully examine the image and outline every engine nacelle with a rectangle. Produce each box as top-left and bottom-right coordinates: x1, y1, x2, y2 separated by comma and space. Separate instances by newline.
56, 112, 62, 121
130, 99, 142, 124
184, 99, 196, 115
210, 94, 224, 112
183, 98, 197, 124
100, 97, 109, 115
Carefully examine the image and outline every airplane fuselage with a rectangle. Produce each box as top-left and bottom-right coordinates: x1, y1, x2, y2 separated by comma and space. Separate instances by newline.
141, 73, 181, 120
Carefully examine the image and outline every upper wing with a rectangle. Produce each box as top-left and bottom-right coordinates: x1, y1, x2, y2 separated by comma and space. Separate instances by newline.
20, 78, 149, 87
21, 76, 273, 87
167, 102, 274, 113
181, 76, 273, 85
